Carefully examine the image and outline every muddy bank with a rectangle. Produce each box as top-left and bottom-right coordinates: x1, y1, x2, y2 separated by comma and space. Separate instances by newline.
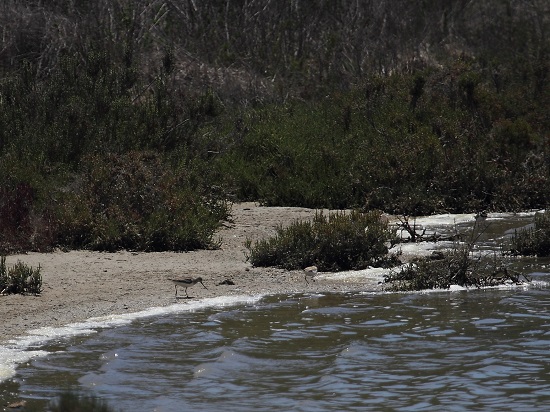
1, 203, 385, 344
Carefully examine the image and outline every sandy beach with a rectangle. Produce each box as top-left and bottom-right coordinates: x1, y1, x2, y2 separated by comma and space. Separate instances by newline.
1, 203, 385, 344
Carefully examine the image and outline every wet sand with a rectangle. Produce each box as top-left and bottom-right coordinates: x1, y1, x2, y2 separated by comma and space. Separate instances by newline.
1, 203, 385, 344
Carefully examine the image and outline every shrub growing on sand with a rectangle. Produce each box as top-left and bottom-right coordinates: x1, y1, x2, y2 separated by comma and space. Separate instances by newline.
0, 256, 42, 295
383, 221, 531, 291
383, 247, 530, 292
509, 211, 550, 257
246, 210, 398, 271
56, 151, 229, 251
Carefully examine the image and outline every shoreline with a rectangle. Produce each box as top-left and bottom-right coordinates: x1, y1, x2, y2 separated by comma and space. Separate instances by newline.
1, 203, 385, 345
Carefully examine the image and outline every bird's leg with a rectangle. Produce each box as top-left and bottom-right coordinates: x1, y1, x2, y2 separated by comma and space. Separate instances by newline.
185, 288, 189, 298
175, 285, 178, 296
305, 275, 309, 284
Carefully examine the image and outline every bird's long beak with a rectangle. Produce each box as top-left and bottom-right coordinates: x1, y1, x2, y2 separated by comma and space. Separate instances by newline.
200, 281, 208, 290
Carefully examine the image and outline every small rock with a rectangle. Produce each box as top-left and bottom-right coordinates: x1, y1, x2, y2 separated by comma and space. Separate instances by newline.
429, 251, 445, 260
6, 400, 27, 409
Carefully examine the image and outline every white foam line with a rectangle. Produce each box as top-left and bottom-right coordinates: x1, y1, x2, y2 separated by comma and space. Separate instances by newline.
318, 265, 408, 282
390, 241, 458, 256
423, 279, 548, 294
0, 348, 50, 383
0, 294, 262, 383
400, 210, 544, 228
410, 213, 475, 226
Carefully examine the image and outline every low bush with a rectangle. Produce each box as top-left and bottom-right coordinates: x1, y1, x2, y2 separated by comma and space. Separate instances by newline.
384, 247, 530, 292
0, 256, 42, 295
383, 221, 531, 291
246, 210, 398, 271
509, 211, 550, 257
0, 152, 230, 255
56, 151, 230, 252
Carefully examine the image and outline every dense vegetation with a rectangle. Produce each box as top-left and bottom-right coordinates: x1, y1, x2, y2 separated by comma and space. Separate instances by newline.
383, 224, 532, 291
246, 210, 398, 271
0, 0, 548, 253
510, 210, 550, 257
383, 247, 531, 292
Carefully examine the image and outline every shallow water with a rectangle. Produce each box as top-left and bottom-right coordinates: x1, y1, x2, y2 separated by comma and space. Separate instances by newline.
3, 278, 550, 411
1, 212, 550, 411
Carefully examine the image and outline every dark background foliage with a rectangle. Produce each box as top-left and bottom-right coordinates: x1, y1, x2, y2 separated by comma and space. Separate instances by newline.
0, 0, 548, 253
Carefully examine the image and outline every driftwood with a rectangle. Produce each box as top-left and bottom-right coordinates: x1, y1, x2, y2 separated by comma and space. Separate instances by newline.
477, 267, 532, 287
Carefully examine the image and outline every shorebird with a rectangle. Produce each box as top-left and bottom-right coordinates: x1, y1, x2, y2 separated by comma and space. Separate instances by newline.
169, 277, 207, 298
304, 266, 318, 284
475, 210, 488, 220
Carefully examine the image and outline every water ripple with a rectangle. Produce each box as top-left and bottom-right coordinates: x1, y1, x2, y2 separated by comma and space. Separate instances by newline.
6, 274, 550, 411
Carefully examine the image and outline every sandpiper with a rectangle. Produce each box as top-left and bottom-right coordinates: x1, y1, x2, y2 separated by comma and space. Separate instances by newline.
304, 266, 318, 284
169, 277, 207, 298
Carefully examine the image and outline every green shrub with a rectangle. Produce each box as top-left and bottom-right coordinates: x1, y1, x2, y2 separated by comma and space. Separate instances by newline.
384, 246, 529, 291
246, 210, 398, 271
509, 211, 550, 257
384, 245, 476, 291
384, 218, 534, 291
57, 151, 229, 251
0, 256, 42, 295
215, 65, 548, 214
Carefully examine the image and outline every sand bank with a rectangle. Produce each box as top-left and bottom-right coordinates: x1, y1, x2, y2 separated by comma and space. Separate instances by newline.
1, 203, 385, 344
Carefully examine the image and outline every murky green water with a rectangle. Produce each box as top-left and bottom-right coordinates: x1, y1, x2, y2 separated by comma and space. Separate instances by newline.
2, 213, 549, 411
4, 276, 550, 411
